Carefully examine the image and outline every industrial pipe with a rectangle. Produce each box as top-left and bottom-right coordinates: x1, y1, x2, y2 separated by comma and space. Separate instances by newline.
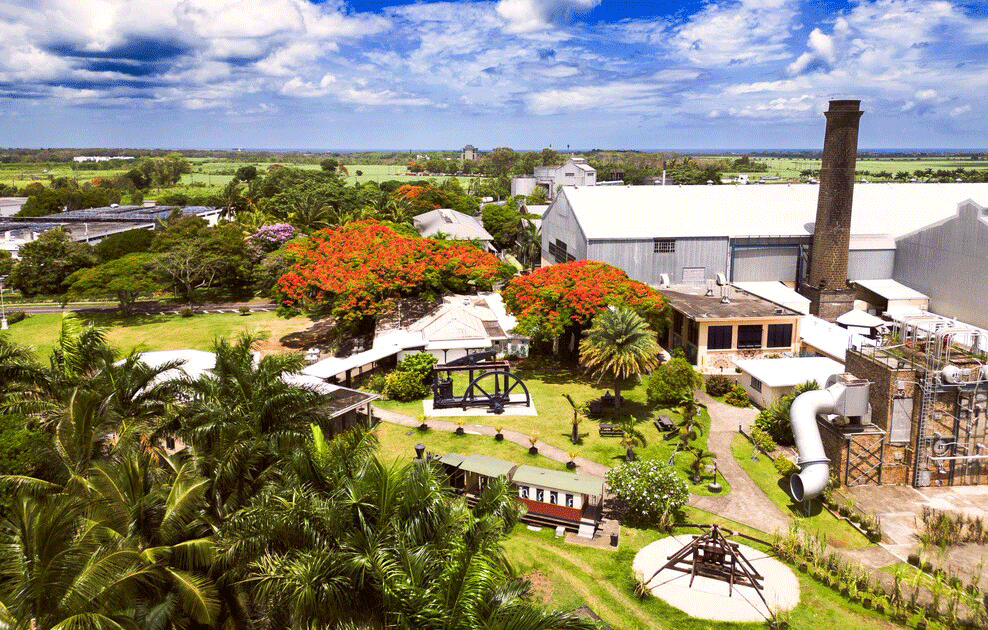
789, 384, 845, 502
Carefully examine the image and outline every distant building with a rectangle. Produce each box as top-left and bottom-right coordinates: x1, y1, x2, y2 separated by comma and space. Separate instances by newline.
72, 156, 134, 163
412, 208, 494, 250
734, 356, 844, 408
461, 145, 480, 161
511, 157, 597, 201
0, 204, 222, 257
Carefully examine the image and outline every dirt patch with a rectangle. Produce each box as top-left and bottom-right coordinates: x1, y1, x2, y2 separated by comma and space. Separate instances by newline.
526, 571, 553, 604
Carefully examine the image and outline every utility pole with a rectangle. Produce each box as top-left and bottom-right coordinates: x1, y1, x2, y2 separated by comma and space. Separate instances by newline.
0, 275, 7, 331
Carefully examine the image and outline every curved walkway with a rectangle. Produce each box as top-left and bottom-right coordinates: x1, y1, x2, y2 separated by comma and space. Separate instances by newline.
372, 406, 609, 478
688, 392, 791, 535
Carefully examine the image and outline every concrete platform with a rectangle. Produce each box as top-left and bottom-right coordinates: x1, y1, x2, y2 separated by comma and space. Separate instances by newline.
423, 394, 537, 417
632, 535, 800, 622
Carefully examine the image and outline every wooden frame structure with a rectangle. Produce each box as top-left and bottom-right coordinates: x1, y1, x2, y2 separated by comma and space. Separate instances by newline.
431, 352, 531, 414
647, 525, 768, 607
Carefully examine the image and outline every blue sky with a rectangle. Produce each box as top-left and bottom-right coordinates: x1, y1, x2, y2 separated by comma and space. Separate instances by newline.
0, 0, 986, 150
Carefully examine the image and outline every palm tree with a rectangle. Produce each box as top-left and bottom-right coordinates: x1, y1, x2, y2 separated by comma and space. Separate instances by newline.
618, 416, 648, 461
518, 216, 541, 268
562, 393, 585, 444
579, 306, 660, 409
675, 391, 707, 453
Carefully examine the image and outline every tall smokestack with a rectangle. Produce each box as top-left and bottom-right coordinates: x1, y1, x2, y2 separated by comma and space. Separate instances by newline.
803, 99, 863, 321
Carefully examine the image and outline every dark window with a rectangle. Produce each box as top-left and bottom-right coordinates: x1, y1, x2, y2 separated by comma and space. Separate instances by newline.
673, 310, 684, 333
549, 491, 558, 504
767, 323, 793, 348
653, 239, 675, 253
687, 319, 699, 345
547, 239, 569, 264
750, 376, 762, 392
536, 488, 544, 502
565, 493, 574, 507
520, 486, 529, 499
707, 325, 733, 350
737, 325, 763, 349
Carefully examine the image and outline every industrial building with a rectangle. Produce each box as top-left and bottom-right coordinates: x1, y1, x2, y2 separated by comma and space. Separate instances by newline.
511, 156, 598, 201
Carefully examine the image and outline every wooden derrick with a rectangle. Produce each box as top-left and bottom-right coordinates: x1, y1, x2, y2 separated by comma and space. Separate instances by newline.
647, 525, 768, 607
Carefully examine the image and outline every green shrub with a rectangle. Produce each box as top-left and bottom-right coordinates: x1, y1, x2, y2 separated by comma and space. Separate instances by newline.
179, 307, 194, 318
646, 358, 702, 407
705, 374, 733, 397
750, 427, 777, 453
606, 459, 689, 529
365, 373, 387, 393
773, 454, 799, 478
907, 554, 920, 566
755, 380, 821, 445
723, 384, 750, 407
382, 370, 430, 402
238, 305, 251, 316
5, 311, 26, 325
395, 352, 438, 384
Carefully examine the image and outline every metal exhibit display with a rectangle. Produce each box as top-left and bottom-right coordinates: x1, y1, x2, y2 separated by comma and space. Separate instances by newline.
431, 351, 531, 414
648, 524, 767, 605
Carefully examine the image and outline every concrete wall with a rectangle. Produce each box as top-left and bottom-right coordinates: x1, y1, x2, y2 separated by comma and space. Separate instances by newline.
848, 249, 895, 280
894, 200, 988, 329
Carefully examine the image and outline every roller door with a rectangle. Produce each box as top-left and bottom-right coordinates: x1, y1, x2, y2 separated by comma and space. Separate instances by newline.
731, 247, 799, 282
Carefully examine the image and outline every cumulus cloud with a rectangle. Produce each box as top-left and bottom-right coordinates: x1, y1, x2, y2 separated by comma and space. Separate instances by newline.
496, 0, 601, 33
787, 28, 836, 75
669, 0, 798, 66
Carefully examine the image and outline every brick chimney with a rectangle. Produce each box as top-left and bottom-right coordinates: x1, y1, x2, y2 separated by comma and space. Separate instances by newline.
802, 99, 863, 321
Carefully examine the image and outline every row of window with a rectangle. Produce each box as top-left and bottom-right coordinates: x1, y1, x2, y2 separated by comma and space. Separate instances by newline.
546, 239, 576, 264
707, 323, 793, 350
653, 238, 675, 253
520, 486, 575, 508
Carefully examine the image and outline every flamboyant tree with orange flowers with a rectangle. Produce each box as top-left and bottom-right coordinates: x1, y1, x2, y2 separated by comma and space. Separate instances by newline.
502, 260, 666, 344
277, 220, 511, 326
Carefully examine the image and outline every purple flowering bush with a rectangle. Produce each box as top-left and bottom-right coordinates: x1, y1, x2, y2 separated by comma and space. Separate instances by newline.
248, 224, 298, 259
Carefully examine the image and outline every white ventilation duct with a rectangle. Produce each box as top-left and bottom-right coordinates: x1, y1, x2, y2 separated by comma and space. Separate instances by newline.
789, 379, 870, 502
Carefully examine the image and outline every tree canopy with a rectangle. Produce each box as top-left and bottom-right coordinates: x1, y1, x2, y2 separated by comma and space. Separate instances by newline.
278, 220, 510, 325
66, 253, 162, 314
502, 260, 665, 342
7, 229, 96, 296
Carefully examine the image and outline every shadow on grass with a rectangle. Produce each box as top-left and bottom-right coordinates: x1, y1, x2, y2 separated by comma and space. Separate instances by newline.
79, 311, 177, 328
778, 478, 825, 516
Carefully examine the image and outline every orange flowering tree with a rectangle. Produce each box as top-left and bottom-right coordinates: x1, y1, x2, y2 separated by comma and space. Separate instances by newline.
277, 221, 510, 325
502, 260, 666, 342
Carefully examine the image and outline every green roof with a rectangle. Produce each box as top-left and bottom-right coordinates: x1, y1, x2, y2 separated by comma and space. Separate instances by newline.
439, 453, 465, 467
511, 465, 604, 497
445, 453, 516, 478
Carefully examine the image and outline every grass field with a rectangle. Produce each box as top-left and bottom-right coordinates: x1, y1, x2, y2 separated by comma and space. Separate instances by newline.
0, 160, 478, 194
4, 310, 315, 360
716, 156, 988, 180
731, 435, 871, 550
503, 508, 901, 629
372, 363, 730, 495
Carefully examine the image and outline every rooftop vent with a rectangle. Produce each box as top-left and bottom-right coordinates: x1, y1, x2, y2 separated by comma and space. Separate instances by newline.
439, 209, 454, 224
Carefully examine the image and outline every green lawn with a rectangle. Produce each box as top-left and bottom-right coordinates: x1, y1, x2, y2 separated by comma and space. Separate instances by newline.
372, 361, 730, 494
731, 435, 871, 550
503, 510, 902, 629
716, 156, 988, 180
373, 421, 569, 471
4, 311, 315, 360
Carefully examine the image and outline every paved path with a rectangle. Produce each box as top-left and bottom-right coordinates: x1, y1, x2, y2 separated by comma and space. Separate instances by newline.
688, 392, 791, 536
372, 406, 609, 478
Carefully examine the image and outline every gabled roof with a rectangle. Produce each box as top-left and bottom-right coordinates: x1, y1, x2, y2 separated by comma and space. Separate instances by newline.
734, 356, 844, 389
852, 278, 929, 301
413, 208, 493, 242
554, 183, 988, 241
454, 454, 517, 478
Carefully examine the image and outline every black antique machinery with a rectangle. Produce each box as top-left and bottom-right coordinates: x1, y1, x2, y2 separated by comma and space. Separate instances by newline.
432, 351, 531, 414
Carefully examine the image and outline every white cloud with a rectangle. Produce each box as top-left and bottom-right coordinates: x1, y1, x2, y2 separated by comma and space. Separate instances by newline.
669, 0, 798, 66
787, 28, 835, 75
496, 0, 600, 34
951, 104, 971, 117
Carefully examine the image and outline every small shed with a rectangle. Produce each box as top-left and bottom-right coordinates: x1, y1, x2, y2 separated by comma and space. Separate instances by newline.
836, 309, 885, 338
852, 278, 929, 316
733, 356, 845, 408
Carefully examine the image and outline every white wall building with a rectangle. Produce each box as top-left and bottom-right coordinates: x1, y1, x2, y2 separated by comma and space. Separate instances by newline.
734, 356, 845, 408
511, 157, 597, 200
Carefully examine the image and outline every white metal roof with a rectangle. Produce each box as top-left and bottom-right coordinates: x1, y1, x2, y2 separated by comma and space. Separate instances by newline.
302, 344, 405, 380
799, 314, 874, 362
836, 309, 885, 328
413, 208, 493, 242
852, 278, 929, 301
134, 350, 216, 383
734, 356, 845, 389
732, 282, 810, 315
558, 183, 988, 241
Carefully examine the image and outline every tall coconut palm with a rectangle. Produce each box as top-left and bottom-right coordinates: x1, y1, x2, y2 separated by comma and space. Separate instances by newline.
579, 306, 660, 409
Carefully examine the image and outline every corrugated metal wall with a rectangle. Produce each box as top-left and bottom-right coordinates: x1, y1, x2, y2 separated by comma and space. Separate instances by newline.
848, 250, 895, 280
731, 247, 799, 281
585, 237, 729, 285
540, 193, 588, 263
893, 201, 988, 329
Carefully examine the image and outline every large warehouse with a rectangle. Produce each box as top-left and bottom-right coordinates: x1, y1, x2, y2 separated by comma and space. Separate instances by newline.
540, 182, 988, 291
